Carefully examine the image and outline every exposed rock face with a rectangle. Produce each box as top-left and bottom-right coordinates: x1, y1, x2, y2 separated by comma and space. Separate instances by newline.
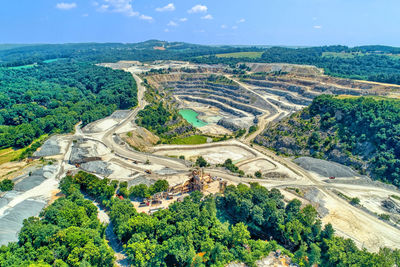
382, 199, 400, 214
217, 118, 241, 131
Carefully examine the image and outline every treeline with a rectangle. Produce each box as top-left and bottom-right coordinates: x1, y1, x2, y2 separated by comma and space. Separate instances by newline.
258, 95, 400, 188
308, 95, 400, 188
260, 46, 400, 84
7, 171, 398, 266
0, 41, 257, 67
194, 45, 400, 86
136, 102, 172, 135
74, 174, 400, 266
0, 61, 137, 148
0, 174, 115, 266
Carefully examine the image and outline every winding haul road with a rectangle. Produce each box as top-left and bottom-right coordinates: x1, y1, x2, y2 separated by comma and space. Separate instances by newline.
73, 69, 400, 252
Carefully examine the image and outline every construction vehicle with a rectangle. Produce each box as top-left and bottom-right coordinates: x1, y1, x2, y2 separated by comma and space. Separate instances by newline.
145, 170, 152, 174
329, 176, 336, 180
139, 199, 150, 207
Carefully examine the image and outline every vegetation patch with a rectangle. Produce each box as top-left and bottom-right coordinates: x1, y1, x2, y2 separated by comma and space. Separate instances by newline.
168, 135, 208, 145
256, 95, 400, 188
0, 61, 137, 149
216, 51, 263, 59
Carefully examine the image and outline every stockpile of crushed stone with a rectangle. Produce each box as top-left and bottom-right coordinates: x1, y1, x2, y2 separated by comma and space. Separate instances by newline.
0, 199, 46, 245
80, 161, 113, 176
127, 176, 155, 187
294, 157, 358, 177
33, 136, 61, 157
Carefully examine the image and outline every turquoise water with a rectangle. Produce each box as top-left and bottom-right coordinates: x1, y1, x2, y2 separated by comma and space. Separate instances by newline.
179, 109, 208, 127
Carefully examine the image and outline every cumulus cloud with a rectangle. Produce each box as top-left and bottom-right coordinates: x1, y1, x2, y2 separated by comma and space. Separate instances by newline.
313, 25, 322, 29
237, 18, 245, 23
179, 18, 188, 22
201, 14, 213, 20
167, 21, 178, 27
188, 4, 207, 13
96, 0, 152, 20
221, 24, 227, 29
232, 25, 238, 30
56, 2, 77, 10
156, 3, 175, 12
140, 14, 153, 21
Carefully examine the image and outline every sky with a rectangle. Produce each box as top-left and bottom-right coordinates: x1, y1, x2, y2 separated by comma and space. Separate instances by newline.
1, 0, 400, 46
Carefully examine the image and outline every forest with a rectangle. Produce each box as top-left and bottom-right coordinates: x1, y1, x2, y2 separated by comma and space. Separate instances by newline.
194, 45, 400, 85
3, 42, 400, 85
257, 95, 400, 188
0, 60, 137, 149
0, 41, 256, 68
1, 171, 399, 266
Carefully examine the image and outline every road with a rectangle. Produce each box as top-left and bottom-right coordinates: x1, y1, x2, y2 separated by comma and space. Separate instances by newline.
70, 70, 400, 252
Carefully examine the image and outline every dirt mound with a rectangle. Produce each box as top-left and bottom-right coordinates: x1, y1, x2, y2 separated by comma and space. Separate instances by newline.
246, 63, 323, 76
124, 127, 159, 152
294, 157, 359, 177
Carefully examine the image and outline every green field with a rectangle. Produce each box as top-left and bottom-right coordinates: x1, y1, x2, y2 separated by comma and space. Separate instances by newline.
0, 134, 48, 165
322, 51, 366, 58
215, 51, 263, 59
43, 59, 60, 63
169, 135, 208, 145
7, 63, 37, 70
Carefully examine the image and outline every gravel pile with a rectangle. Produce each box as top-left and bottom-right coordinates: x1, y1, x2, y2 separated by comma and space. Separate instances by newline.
69, 142, 90, 163
110, 110, 130, 119
303, 188, 329, 217
155, 168, 179, 175
80, 161, 113, 176
13, 165, 58, 192
294, 157, 358, 177
0, 199, 46, 245
33, 136, 61, 157
127, 176, 155, 187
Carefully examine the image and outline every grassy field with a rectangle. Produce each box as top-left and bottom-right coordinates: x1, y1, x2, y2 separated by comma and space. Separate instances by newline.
0, 134, 48, 165
215, 51, 263, 59
0, 148, 23, 165
169, 135, 208, 145
43, 59, 59, 63
7, 63, 37, 70
322, 52, 357, 58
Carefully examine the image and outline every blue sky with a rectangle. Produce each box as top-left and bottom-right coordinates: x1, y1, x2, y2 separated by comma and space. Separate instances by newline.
1, 0, 400, 46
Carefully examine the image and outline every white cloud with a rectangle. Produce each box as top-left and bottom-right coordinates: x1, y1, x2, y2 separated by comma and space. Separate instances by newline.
167, 21, 178, 27
237, 18, 245, 23
164, 28, 170, 32
313, 25, 322, 29
221, 24, 227, 29
96, 0, 152, 21
140, 14, 153, 21
201, 14, 213, 20
82, 13, 89, 17
179, 18, 188, 22
156, 3, 175, 12
56, 2, 77, 10
188, 4, 207, 13
98, 4, 109, 11
232, 25, 238, 30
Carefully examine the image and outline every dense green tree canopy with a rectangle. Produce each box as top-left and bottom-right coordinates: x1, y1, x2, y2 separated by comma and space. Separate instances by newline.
0, 61, 137, 149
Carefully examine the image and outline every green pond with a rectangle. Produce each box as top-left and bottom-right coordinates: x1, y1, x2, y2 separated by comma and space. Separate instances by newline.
179, 109, 208, 127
